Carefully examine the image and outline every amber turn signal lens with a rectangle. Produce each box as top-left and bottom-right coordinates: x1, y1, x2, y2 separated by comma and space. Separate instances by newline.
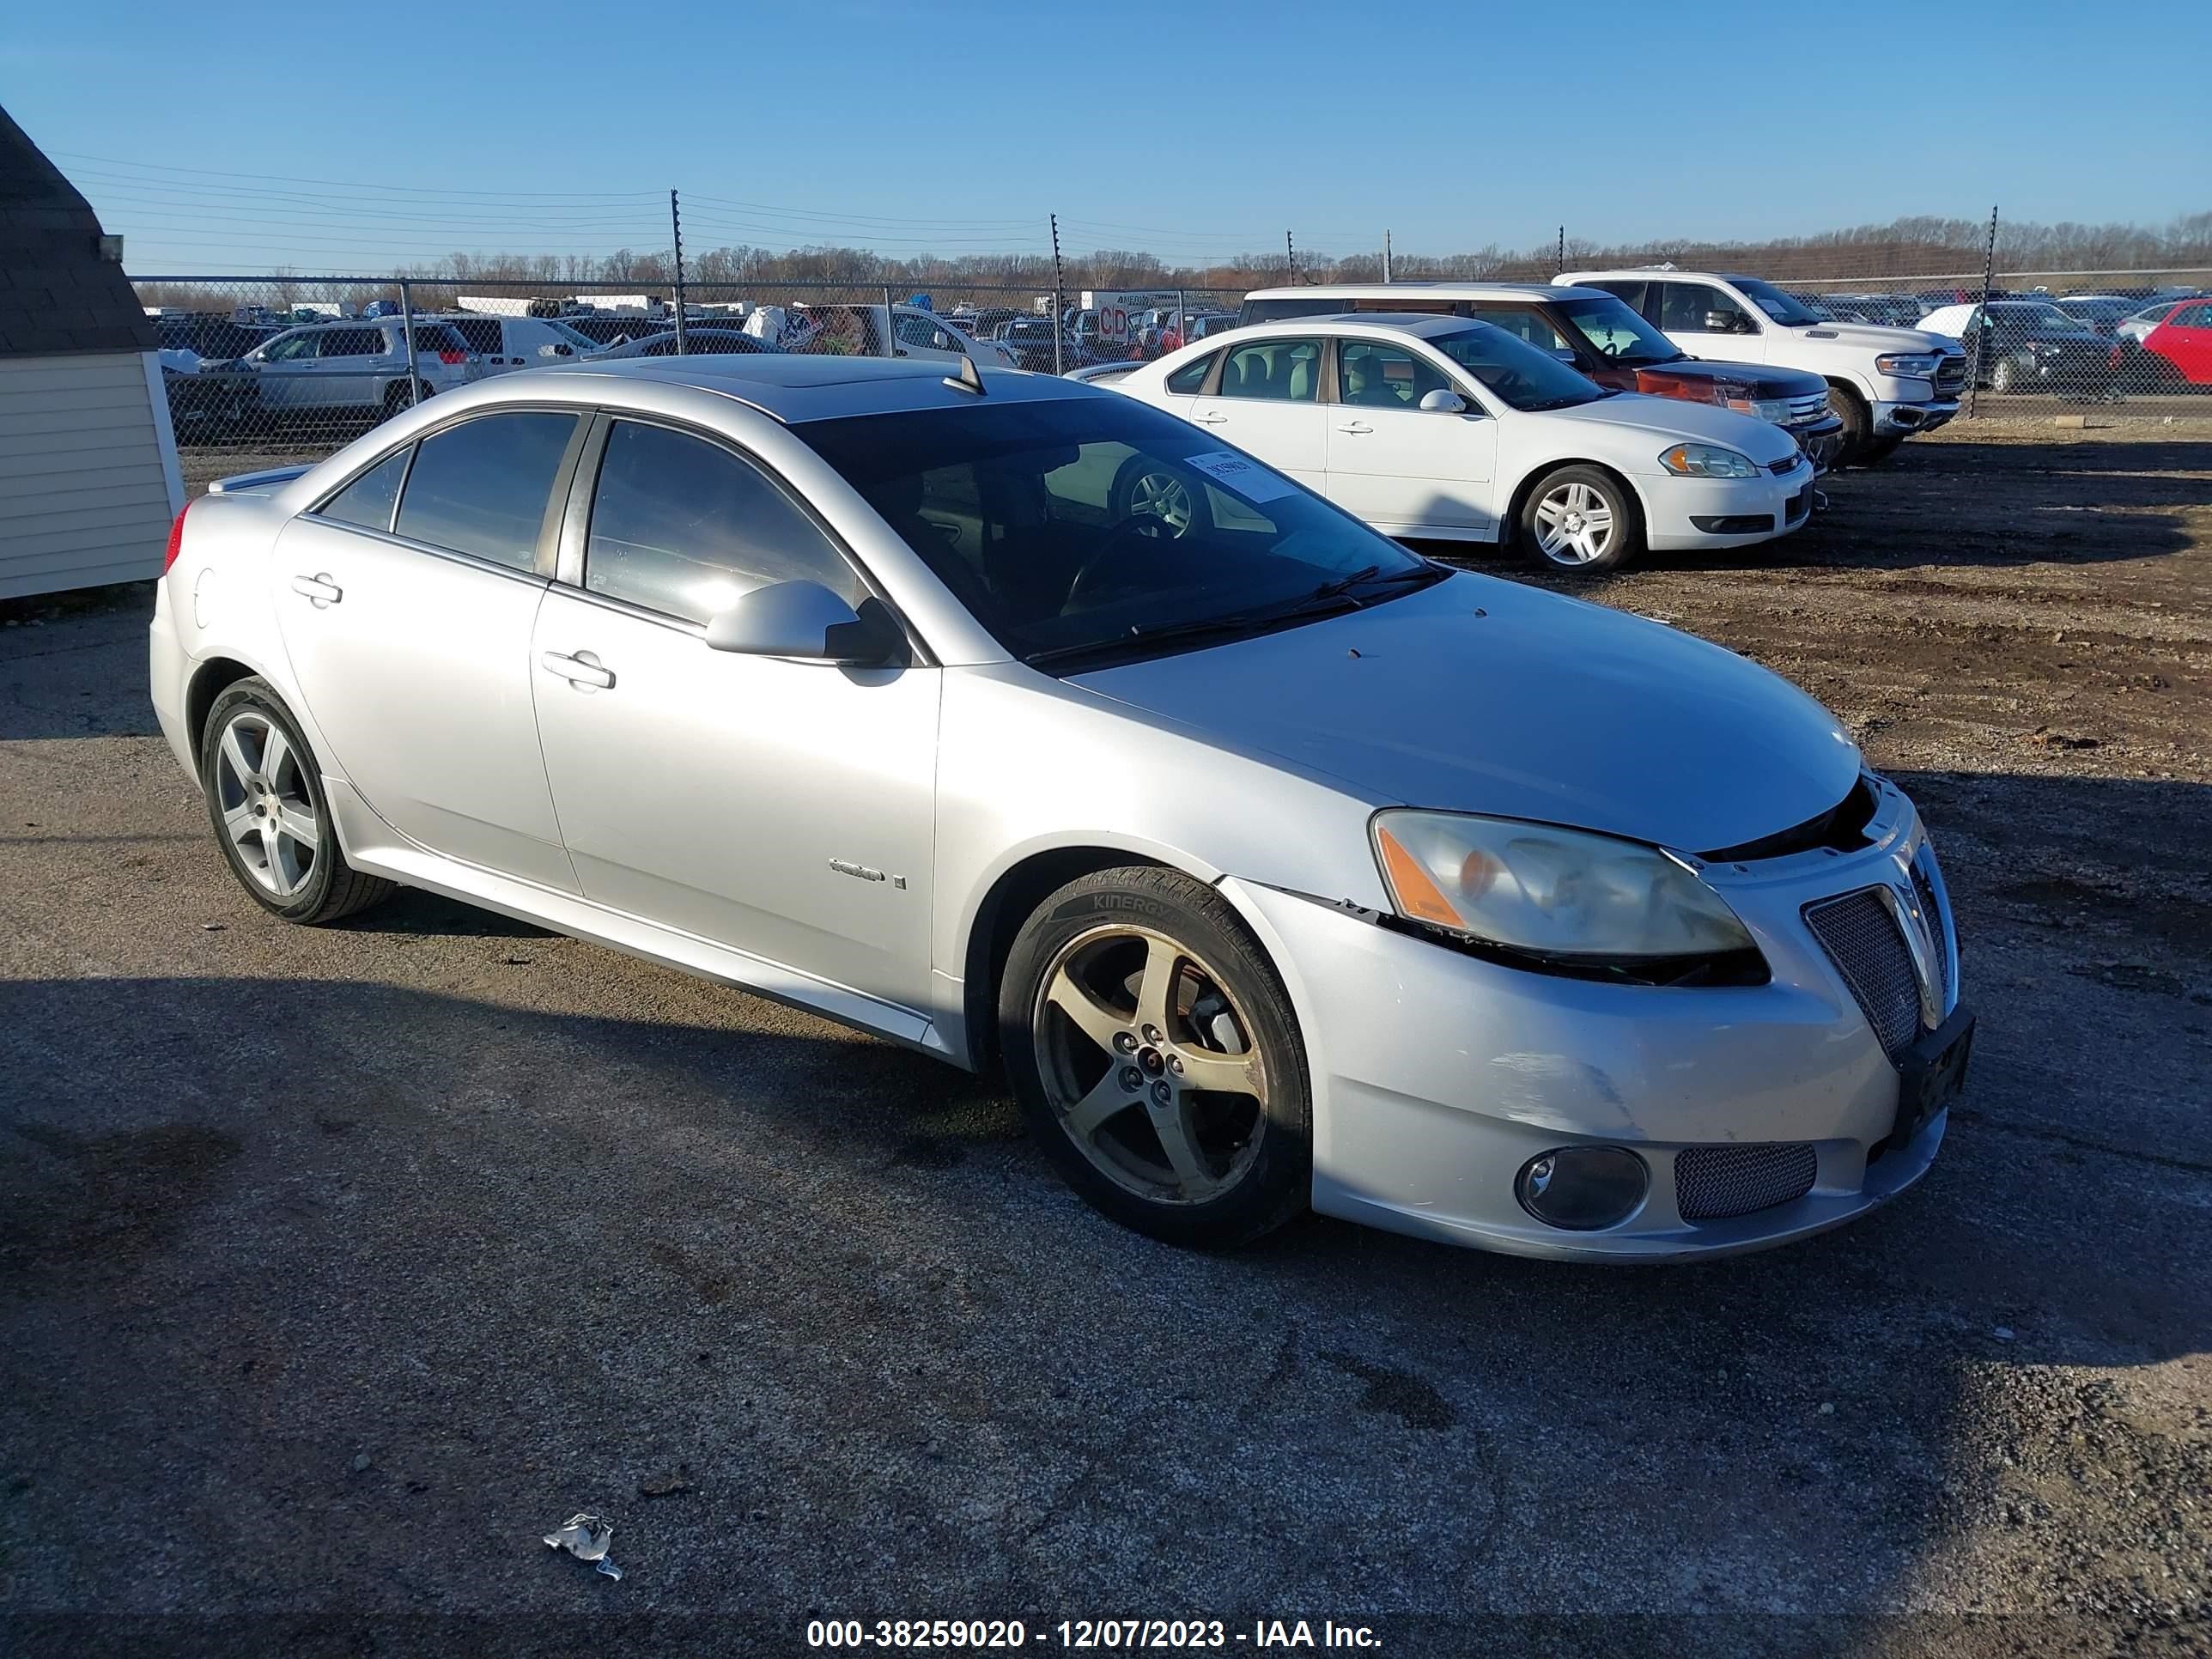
1376, 826, 1463, 928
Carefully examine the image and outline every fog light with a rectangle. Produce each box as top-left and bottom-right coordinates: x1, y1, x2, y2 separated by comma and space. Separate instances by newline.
1516, 1146, 1649, 1231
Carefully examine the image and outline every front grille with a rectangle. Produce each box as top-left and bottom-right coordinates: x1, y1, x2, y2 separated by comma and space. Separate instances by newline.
1910, 856, 1949, 1003
1768, 456, 1800, 476
1784, 392, 1830, 424
1805, 888, 1922, 1054
1935, 354, 1967, 394
1676, 1143, 1819, 1221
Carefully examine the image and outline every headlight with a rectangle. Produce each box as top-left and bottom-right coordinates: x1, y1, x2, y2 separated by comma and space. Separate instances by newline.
1875, 352, 1940, 376
1370, 811, 1756, 962
1723, 396, 1796, 422
1658, 442, 1759, 479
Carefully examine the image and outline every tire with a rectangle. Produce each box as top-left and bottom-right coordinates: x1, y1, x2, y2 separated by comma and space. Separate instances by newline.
380, 380, 423, 421
1518, 464, 1642, 573
1109, 456, 1207, 539
1826, 383, 1871, 465
200, 678, 394, 926
1990, 357, 2019, 394
1000, 866, 1311, 1249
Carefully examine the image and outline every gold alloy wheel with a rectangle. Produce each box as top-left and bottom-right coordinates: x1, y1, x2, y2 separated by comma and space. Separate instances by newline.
1031, 924, 1269, 1205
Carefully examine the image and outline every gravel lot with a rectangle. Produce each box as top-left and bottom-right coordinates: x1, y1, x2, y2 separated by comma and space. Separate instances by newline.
3, 424, 2209, 1656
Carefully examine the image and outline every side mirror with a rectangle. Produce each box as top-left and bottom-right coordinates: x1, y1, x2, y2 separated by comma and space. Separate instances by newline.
539, 343, 565, 357
704, 580, 896, 665
1704, 310, 1748, 333
1418, 388, 1470, 414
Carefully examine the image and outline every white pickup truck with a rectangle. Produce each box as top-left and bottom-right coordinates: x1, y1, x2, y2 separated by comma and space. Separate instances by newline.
1558, 269, 1967, 464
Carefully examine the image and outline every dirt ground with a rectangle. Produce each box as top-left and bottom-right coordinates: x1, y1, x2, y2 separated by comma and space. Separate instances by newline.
2, 422, 2208, 1656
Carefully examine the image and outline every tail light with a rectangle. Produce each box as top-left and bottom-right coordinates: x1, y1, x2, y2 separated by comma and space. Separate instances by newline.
162, 499, 193, 574
437, 349, 466, 365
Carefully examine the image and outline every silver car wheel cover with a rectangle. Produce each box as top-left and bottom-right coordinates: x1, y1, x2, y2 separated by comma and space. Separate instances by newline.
213, 709, 320, 899
1127, 471, 1195, 537
1033, 923, 1267, 1205
1534, 480, 1617, 566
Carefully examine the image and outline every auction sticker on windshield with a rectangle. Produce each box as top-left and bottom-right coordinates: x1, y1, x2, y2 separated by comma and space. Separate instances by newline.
1183, 451, 1297, 503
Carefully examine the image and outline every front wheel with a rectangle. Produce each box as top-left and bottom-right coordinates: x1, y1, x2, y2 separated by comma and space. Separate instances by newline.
1990, 357, 2019, 394
1826, 383, 1871, 465
1000, 866, 1311, 1249
1520, 465, 1641, 573
200, 678, 394, 925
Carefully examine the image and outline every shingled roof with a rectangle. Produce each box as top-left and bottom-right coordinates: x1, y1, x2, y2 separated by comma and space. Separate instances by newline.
0, 102, 156, 357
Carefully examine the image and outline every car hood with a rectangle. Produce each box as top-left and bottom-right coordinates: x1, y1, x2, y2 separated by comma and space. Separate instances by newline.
1070, 574, 1860, 855
1629, 358, 1830, 400
1532, 393, 1802, 465
1790, 319, 1954, 354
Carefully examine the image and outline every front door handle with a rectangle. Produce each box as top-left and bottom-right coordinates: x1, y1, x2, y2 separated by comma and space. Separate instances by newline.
539, 650, 614, 690
1192, 410, 1229, 425
1336, 421, 1374, 434
290, 573, 342, 606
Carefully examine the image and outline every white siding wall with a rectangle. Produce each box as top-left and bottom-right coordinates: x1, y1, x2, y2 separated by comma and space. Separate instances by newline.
0, 351, 183, 600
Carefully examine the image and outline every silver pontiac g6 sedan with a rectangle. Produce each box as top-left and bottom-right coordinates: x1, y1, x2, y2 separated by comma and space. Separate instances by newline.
151, 356, 1971, 1259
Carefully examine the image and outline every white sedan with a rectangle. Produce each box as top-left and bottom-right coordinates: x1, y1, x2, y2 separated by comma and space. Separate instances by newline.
1110, 313, 1816, 572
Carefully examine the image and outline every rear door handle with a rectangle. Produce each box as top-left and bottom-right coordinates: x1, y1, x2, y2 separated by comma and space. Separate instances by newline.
539, 650, 614, 690
1193, 411, 1229, 425
290, 573, 342, 606
1336, 421, 1374, 434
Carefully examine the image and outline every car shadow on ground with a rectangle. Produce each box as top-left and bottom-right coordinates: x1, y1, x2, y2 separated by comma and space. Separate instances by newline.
2, 773, 2205, 1641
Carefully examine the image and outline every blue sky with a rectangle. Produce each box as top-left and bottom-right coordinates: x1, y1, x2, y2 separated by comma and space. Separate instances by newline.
7, 0, 2209, 273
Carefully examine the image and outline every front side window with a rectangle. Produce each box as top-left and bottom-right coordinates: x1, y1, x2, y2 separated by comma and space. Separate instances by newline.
314, 447, 410, 533
1425, 323, 1609, 411
1658, 283, 1753, 334
1552, 295, 1683, 366
1219, 338, 1322, 400
1336, 340, 1451, 408
897, 313, 947, 350
392, 410, 580, 570
583, 422, 861, 623
258, 331, 317, 364
797, 396, 1441, 668
1465, 307, 1575, 355
1729, 277, 1825, 326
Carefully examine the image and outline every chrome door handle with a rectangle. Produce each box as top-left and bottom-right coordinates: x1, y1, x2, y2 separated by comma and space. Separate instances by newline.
290, 573, 342, 605
539, 651, 614, 690
1192, 410, 1229, 424
1336, 421, 1374, 434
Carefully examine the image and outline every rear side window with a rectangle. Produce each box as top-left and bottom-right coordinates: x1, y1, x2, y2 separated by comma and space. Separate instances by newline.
318, 329, 386, 358
1583, 279, 1647, 315
1164, 353, 1214, 393
314, 447, 411, 533
1237, 297, 1341, 325
583, 421, 861, 623
393, 411, 580, 570
1219, 338, 1322, 401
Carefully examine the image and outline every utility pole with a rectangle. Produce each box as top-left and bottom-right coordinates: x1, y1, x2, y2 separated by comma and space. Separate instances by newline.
1383, 229, 1393, 283
1967, 204, 1998, 418
1285, 228, 1295, 285
1556, 225, 1565, 276
670, 188, 689, 356
1050, 213, 1066, 375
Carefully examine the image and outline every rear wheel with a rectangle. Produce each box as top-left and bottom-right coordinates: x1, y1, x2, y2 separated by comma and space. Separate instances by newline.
381, 380, 424, 421
1519, 465, 1641, 573
200, 678, 393, 925
1109, 456, 1206, 538
1826, 383, 1871, 464
1000, 866, 1310, 1249
1990, 357, 2020, 394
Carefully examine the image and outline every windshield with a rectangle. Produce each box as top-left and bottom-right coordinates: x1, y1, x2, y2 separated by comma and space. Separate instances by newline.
1553, 294, 1681, 366
796, 397, 1441, 667
2014, 303, 2083, 333
1731, 277, 1826, 326
1425, 323, 1611, 410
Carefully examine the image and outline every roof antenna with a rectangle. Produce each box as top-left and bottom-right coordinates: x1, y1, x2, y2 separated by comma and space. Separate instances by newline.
943, 354, 987, 396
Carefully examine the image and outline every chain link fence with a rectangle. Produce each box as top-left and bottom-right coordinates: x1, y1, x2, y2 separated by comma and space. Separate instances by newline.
138, 275, 1243, 487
